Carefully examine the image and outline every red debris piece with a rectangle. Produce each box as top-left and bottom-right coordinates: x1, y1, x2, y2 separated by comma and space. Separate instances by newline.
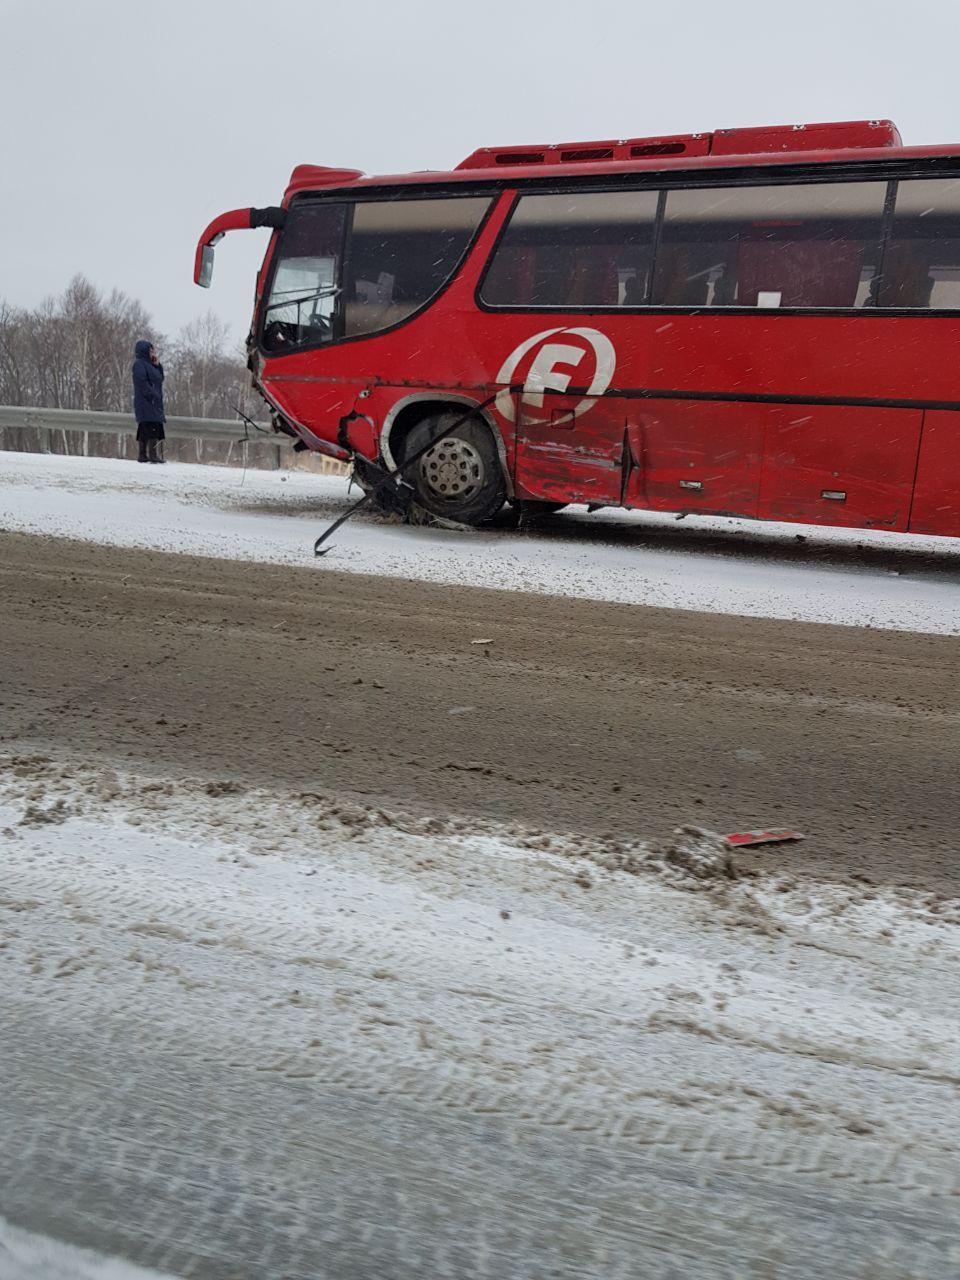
724, 829, 805, 847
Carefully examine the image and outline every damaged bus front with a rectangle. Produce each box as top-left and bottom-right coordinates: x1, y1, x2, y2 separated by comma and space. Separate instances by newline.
193, 164, 501, 494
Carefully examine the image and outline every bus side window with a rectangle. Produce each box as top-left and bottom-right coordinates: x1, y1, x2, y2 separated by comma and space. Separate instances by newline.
343, 197, 490, 338
653, 181, 886, 309
480, 190, 658, 308
881, 178, 960, 309
480, 245, 537, 305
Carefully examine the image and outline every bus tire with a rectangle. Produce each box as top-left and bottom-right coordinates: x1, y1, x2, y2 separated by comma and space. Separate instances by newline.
402, 412, 507, 525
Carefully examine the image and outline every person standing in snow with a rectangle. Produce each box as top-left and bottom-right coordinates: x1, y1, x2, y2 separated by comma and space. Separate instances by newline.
132, 339, 166, 463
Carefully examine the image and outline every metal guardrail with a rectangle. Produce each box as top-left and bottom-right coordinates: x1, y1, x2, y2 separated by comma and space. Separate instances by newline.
0, 404, 270, 442
0, 402, 353, 474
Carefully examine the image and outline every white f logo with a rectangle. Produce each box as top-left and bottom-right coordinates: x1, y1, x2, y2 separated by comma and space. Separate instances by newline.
495, 327, 616, 426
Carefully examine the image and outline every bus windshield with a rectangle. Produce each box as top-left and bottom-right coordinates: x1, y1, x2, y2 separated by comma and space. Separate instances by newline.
262, 204, 346, 350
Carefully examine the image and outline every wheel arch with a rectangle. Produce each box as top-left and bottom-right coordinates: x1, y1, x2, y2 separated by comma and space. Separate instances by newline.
380, 393, 513, 497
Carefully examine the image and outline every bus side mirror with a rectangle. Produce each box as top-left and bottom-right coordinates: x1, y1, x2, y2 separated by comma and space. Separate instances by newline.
194, 209, 261, 286
198, 244, 215, 289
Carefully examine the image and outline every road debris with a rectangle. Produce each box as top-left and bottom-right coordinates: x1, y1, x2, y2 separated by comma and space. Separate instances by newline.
725, 828, 805, 847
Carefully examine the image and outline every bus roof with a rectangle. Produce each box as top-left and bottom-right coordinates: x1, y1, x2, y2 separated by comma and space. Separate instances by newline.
283, 120, 960, 202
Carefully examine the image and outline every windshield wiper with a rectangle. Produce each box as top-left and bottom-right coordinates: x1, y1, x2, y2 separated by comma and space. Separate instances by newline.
264, 285, 342, 316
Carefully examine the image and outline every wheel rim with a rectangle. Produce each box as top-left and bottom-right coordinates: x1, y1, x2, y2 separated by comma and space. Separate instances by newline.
419, 436, 485, 503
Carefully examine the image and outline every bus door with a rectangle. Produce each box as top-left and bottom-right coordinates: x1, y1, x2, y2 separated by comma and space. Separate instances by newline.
757, 405, 922, 531
622, 399, 764, 518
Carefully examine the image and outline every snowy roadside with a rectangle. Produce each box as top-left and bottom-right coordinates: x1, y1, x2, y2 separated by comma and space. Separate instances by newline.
2, 753, 959, 1188
2, 451, 959, 634
3, 753, 960, 1274
0, 1217, 178, 1280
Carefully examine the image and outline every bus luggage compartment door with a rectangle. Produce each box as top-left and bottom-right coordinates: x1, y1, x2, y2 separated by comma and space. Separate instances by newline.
623, 400, 763, 519
758, 405, 922, 532
512, 399, 625, 506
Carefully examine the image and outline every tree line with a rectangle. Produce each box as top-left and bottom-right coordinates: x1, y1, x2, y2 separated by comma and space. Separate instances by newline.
0, 275, 259, 420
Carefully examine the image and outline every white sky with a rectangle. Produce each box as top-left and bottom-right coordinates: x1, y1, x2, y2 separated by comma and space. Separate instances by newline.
4, 0, 960, 344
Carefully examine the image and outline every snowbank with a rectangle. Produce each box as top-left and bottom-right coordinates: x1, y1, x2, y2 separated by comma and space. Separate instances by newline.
2, 753, 958, 1180
1, 451, 959, 634
3, 752, 959, 1275
0, 1216, 179, 1279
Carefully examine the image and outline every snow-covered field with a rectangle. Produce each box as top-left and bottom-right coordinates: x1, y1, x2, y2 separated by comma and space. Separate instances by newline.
2, 451, 959, 633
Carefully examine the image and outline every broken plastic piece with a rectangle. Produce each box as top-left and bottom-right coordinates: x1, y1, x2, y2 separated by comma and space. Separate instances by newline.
724, 829, 805, 847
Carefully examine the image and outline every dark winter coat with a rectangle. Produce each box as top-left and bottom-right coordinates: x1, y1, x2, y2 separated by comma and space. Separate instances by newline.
132, 340, 166, 424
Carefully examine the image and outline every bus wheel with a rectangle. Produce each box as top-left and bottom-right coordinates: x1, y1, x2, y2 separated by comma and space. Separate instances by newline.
403, 412, 506, 525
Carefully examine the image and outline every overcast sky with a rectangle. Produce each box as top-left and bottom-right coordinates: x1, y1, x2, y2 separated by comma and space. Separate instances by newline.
4, 0, 960, 346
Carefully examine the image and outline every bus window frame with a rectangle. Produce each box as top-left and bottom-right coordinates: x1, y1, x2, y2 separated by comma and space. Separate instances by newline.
474, 158, 960, 319
256, 185, 501, 358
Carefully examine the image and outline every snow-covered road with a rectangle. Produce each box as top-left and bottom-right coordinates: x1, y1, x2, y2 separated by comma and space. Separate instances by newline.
1, 451, 959, 633
2, 755, 959, 1278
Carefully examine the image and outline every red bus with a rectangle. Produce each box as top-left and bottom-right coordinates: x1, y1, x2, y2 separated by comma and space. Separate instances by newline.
195, 119, 960, 537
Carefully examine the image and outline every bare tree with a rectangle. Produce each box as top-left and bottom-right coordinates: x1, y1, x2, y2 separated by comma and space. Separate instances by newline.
0, 302, 28, 406
0, 277, 254, 421
166, 312, 233, 418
